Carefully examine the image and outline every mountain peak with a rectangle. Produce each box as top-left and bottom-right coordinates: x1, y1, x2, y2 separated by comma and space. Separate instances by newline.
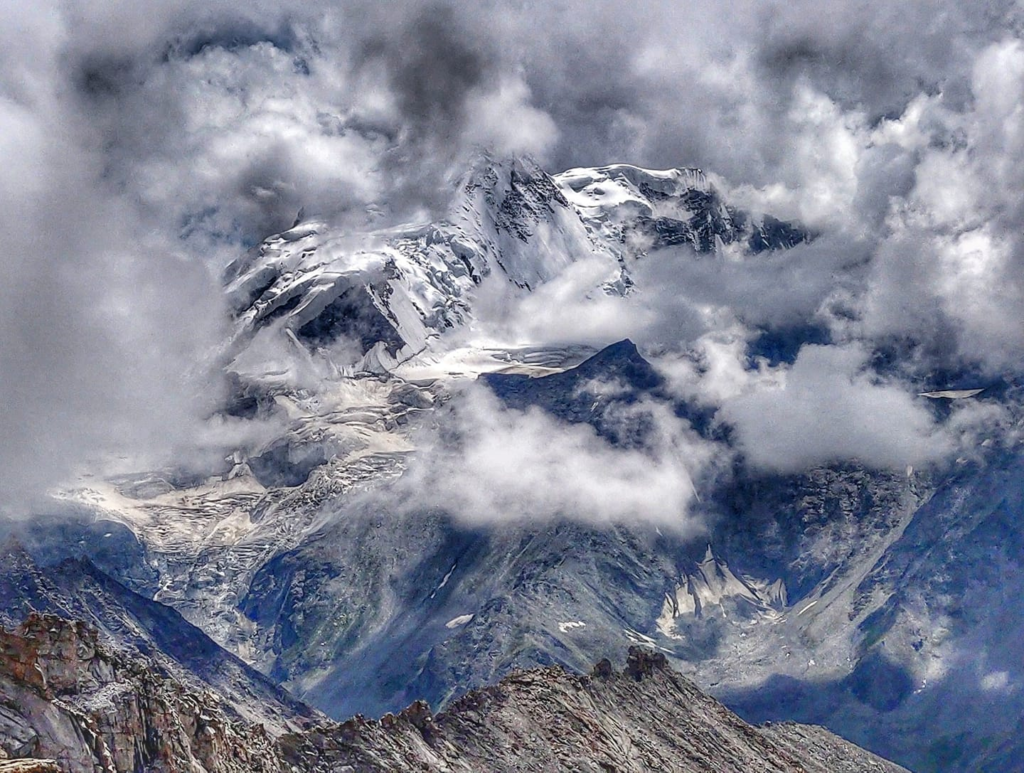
572, 339, 663, 391
222, 156, 810, 383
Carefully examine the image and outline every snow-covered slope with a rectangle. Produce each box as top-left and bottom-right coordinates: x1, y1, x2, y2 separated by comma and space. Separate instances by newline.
222, 155, 808, 376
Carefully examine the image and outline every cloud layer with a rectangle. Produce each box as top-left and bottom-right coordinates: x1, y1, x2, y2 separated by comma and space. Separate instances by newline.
719, 344, 952, 473
3, 0, 1024, 506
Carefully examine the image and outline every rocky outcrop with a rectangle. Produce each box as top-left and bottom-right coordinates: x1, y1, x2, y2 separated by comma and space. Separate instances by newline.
278, 646, 905, 773
0, 762, 59, 772
0, 749, 59, 773
0, 614, 283, 773
0, 614, 906, 773
0, 543, 320, 737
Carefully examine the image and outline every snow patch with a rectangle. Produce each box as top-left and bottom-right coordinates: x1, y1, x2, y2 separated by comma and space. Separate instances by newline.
919, 388, 985, 399
445, 614, 474, 629
981, 671, 1010, 691
558, 621, 586, 633
797, 600, 818, 616
430, 564, 457, 599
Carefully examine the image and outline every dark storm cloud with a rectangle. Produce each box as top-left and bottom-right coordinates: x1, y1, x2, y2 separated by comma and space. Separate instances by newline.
163, 16, 304, 60
350, 2, 503, 214
230, 143, 309, 240
74, 53, 139, 101
58, 9, 318, 247
46, 1, 552, 243
517, 0, 1021, 184
754, 7, 944, 119
362, 3, 493, 143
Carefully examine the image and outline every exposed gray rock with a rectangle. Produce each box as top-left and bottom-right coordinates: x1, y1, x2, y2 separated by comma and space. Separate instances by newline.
0, 615, 904, 773
277, 645, 906, 773
0, 614, 284, 773
0, 543, 320, 736
760, 723, 908, 773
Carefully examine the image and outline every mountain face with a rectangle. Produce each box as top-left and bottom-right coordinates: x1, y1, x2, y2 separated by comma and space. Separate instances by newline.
0, 613, 290, 773
10, 154, 1021, 773
222, 155, 808, 374
0, 544, 320, 736
0, 615, 905, 773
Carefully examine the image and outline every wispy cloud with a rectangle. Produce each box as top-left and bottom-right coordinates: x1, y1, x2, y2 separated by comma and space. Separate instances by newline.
390, 384, 717, 531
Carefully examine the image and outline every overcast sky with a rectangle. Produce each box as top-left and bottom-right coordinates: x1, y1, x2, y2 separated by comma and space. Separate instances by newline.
2, 0, 1023, 511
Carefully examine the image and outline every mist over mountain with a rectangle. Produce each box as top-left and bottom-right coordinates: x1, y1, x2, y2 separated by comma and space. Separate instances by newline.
3, 2, 1024, 772
4, 0, 1024, 507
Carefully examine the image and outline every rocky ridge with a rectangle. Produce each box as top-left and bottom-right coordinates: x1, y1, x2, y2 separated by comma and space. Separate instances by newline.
0, 614, 904, 773
0, 542, 320, 737
0, 614, 282, 773
276, 648, 906, 773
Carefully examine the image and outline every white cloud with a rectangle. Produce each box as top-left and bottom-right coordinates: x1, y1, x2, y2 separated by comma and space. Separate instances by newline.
464, 76, 559, 160
720, 344, 953, 473
395, 385, 716, 532
654, 326, 784, 406
981, 670, 1010, 692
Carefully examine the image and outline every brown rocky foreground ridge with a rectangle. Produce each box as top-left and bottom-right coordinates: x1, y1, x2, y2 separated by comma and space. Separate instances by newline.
0, 614, 906, 772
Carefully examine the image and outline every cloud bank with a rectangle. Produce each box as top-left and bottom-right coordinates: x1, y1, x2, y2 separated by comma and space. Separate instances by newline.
393, 385, 716, 531
719, 344, 952, 473
3, 0, 1024, 507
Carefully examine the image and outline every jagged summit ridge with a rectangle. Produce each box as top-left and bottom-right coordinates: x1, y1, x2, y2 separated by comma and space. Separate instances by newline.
222, 155, 809, 377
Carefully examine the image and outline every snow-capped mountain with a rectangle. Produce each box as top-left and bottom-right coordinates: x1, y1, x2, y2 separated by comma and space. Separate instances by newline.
11, 154, 1022, 773
222, 155, 808, 375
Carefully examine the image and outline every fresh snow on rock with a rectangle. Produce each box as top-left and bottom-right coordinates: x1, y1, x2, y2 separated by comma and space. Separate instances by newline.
222, 154, 808, 384
557, 621, 587, 633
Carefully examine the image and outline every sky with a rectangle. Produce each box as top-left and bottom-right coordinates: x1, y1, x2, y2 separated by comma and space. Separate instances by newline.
2, 0, 1023, 513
